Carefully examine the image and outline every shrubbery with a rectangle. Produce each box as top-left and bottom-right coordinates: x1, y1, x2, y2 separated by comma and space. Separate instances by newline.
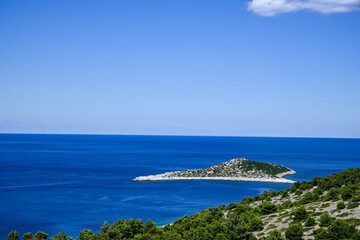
304, 216, 316, 227
319, 213, 332, 227
293, 207, 308, 220
285, 224, 303, 240
337, 201, 345, 210
259, 202, 277, 215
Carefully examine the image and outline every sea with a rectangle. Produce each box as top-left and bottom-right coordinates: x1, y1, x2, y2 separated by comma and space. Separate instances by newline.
0, 134, 359, 238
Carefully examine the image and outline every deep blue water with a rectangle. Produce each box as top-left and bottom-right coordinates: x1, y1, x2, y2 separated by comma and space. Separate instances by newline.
0, 134, 359, 238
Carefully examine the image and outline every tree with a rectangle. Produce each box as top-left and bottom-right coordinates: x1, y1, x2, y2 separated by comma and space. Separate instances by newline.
341, 188, 354, 200
121, 219, 143, 239
215, 233, 229, 240
77, 229, 97, 240
304, 217, 316, 227
7, 231, 19, 240
285, 224, 303, 240
249, 216, 264, 231
293, 207, 308, 220
143, 220, 157, 234
328, 219, 358, 239
267, 230, 283, 240
337, 201, 345, 210
22, 233, 33, 240
52, 232, 67, 240
314, 228, 328, 240
319, 213, 332, 227
259, 202, 277, 215
33, 231, 49, 240
326, 188, 339, 200
282, 191, 289, 199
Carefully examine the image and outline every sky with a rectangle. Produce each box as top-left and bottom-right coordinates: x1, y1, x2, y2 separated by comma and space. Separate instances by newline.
0, 0, 359, 138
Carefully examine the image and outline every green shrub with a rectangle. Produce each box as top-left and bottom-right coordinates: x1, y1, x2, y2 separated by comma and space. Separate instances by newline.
295, 190, 303, 196
78, 229, 97, 240
320, 203, 330, 208
7, 231, 19, 240
241, 197, 253, 205
215, 233, 229, 240
33, 232, 49, 240
285, 224, 303, 240
267, 230, 283, 240
345, 218, 360, 226
341, 188, 354, 200
22, 233, 34, 240
270, 190, 278, 197
301, 192, 319, 204
293, 207, 308, 220
226, 203, 237, 210
304, 216, 316, 227
319, 213, 332, 227
281, 201, 292, 209
328, 219, 359, 239
337, 201, 345, 210
314, 228, 328, 240
326, 188, 340, 201
314, 188, 324, 196
249, 216, 264, 231
259, 202, 277, 215
347, 202, 360, 209
282, 191, 289, 199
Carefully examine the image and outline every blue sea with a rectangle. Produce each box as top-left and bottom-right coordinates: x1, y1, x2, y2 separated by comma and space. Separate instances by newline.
0, 134, 359, 238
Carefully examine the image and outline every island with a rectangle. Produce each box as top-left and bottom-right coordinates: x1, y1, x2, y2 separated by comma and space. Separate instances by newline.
132, 158, 296, 183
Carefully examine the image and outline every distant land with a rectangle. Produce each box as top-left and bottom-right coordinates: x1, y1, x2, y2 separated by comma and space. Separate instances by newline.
133, 158, 296, 183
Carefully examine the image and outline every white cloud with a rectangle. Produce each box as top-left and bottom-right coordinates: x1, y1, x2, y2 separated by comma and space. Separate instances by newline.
247, 0, 360, 16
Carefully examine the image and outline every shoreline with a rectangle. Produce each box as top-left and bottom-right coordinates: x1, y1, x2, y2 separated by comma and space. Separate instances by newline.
132, 172, 296, 184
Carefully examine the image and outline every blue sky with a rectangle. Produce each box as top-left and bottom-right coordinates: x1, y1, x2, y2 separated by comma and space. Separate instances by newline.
0, 0, 359, 137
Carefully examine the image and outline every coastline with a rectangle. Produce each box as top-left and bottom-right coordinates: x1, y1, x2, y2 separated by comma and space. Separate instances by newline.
132, 170, 296, 184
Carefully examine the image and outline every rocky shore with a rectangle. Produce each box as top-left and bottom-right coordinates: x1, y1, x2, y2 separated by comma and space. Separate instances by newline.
133, 158, 296, 183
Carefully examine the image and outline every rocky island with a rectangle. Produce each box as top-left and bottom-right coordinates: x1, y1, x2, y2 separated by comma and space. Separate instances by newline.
133, 158, 296, 183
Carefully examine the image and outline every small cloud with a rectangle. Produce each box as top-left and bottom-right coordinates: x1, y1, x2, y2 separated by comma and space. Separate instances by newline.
247, 0, 360, 16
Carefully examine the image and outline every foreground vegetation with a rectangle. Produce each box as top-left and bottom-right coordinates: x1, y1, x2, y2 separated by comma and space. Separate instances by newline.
8, 168, 360, 240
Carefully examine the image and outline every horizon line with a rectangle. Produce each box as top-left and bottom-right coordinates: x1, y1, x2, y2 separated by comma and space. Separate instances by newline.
0, 132, 359, 140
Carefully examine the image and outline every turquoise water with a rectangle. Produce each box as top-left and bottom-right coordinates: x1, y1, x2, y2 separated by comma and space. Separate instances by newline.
0, 134, 359, 238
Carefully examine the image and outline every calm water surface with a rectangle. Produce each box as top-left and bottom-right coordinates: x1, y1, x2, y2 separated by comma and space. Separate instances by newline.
0, 134, 359, 238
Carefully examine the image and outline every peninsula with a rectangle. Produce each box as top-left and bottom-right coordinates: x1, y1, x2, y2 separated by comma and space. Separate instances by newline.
132, 158, 296, 183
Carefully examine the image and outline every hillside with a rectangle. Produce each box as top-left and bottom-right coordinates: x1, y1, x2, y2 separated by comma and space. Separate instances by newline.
8, 168, 360, 240
133, 158, 296, 183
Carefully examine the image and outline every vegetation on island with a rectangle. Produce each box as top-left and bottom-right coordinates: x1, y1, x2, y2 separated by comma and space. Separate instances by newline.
133, 158, 296, 181
8, 168, 360, 240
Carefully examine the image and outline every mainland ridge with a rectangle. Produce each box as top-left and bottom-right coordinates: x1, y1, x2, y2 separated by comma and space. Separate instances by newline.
132, 158, 296, 184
